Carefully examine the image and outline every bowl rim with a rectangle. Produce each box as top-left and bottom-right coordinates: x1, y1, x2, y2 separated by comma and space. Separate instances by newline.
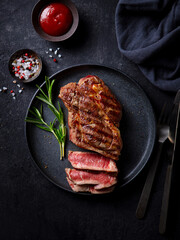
31, 0, 79, 42
9, 48, 42, 83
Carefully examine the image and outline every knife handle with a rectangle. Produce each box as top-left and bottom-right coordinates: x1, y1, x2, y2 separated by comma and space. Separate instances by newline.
159, 164, 173, 234
136, 142, 163, 219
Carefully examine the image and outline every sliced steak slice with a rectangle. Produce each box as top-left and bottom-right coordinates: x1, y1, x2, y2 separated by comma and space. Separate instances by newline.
68, 151, 118, 172
90, 185, 115, 194
65, 168, 117, 190
59, 75, 123, 160
66, 177, 115, 194
66, 177, 90, 193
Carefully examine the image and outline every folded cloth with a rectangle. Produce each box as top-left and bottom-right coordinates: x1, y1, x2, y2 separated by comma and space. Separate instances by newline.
115, 0, 180, 92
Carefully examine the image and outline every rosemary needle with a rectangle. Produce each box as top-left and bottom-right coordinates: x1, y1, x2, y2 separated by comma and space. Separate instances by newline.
25, 76, 66, 160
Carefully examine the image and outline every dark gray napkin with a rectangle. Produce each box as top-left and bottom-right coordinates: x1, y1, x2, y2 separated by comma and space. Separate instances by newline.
115, 0, 180, 92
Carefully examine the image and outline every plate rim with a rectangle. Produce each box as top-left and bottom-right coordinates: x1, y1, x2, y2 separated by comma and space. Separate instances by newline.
24, 63, 156, 193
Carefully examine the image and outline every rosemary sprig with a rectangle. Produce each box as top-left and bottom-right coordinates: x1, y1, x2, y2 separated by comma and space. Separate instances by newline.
25, 76, 66, 160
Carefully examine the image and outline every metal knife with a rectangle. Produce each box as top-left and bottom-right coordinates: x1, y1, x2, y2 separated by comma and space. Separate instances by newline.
159, 89, 180, 234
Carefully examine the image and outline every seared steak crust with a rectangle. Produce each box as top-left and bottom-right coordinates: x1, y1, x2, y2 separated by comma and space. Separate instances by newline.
59, 75, 123, 160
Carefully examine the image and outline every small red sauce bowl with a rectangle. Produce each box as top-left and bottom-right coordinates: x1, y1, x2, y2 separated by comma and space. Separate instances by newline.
32, 0, 79, 42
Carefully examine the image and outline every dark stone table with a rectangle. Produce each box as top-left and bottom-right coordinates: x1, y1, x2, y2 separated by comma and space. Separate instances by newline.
0, 0, 180, 239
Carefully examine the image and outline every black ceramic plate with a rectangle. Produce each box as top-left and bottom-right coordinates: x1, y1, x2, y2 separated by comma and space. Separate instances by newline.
25, 64, 156, 193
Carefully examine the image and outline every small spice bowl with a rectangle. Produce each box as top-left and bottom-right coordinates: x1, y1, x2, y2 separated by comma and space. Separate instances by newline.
9, 49, 42, 83
32, 0, 79, 42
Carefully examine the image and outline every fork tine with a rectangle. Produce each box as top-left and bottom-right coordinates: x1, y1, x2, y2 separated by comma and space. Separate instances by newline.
158, 103, 166, 125
174, 89, 180, 104
159, 102, 175, 126
158, 103, 170, 125
162, 89, 180, 126
165, 100, 178, 127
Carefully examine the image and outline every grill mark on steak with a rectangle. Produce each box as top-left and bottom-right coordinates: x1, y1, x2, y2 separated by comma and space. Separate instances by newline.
81, 126, 121, 149
59, 75, 123, 160
81, 126, 113, 149
68, 131, 120, 159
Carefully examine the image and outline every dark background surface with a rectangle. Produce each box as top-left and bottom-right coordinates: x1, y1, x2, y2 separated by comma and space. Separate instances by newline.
0, 0, 180, 239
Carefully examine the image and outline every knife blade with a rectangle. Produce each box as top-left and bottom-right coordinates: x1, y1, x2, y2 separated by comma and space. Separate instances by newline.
159, 89, 180, 234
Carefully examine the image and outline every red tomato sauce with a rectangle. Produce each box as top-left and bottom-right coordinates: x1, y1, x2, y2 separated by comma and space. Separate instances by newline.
39, 3, 73, 36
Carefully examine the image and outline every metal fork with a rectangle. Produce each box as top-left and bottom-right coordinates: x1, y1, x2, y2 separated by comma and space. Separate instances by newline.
136, 103, 170, 219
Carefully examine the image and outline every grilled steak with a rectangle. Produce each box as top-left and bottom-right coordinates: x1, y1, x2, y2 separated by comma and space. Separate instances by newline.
59, 75, 123, 160
65, 168, 117, 190
66, 177, 115, 194
68, 151, 118, 172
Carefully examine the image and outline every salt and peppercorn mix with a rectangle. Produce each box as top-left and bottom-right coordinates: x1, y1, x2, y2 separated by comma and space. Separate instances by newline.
12, 53, 40, 80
